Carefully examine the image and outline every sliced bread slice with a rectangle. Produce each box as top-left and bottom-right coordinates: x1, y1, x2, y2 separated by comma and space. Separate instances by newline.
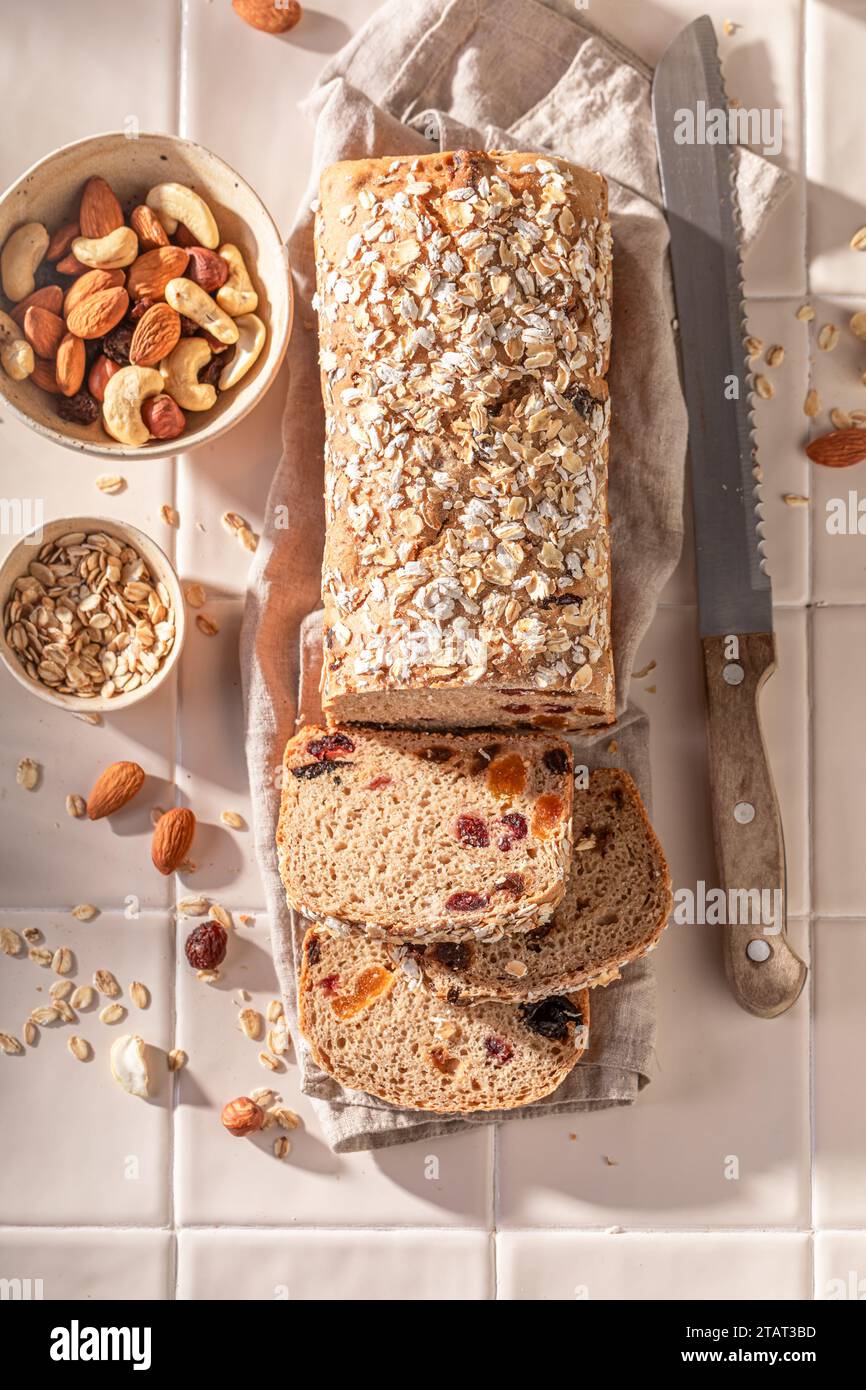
298, 926, 590, 1113
277, 725, 575, 942
416, 768, 672, 1004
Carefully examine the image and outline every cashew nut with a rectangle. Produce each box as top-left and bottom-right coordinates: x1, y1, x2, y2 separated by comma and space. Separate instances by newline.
216, 244, 258, 318
165, 277, 238, 345
0, 308, 34, 380
1, 222, 49, 302
159, 338, 216, 412
71, 226, 139, 270
219, 313, 265, 390
146, 184, 219, 250
102, 365, 164, 447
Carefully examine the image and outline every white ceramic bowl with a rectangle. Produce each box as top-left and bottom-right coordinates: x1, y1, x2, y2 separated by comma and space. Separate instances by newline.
0, 131, 293, 458
0, 515, 186, 712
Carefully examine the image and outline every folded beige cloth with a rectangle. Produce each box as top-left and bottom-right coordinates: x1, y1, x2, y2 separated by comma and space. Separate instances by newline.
240, 0, 790, 1152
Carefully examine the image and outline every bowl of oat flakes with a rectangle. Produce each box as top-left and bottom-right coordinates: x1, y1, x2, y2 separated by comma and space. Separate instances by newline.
0, 515, 185, 712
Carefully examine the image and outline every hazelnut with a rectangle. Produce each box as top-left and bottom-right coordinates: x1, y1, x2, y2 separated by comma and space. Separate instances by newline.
221, 1096, 264, 1137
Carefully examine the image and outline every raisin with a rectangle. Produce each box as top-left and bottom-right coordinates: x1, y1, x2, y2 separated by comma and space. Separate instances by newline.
431, 941, 472, 972
35, 260, 67, 290
306, 935, 321, 966
102, 323, 134, 364
198, 354, 224, 389
319, 973, 340, 994
455, 814, 489, 848
498, 812, 527, 851
291, 759, 351, 780
486, 752, 527, 799
483, 1034, 514, 1067
495, 873, 526, 899
56, 391, 99, 425
330, 965, 394, 1019
542, 703, 571, 713
538, 594, 582, 610
129, 296, 156, 321
418, 745, 454, 763
364, 775, 393, 790
179, 314, 200, 336
532, 793, 566, 839
307, 731, 355, 761
569, 385, 595, 420
445, 891, 489, 913
503, 703, 532, 714
446, 986, 463, 1005
519, 995, 582, 1041
524, 921, 555, 952
543, 747, 570, 775
430, 1046, 460, 1075
184, 921, 228, 970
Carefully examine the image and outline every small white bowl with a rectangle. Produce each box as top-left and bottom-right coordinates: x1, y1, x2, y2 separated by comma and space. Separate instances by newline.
0, 131, 293, 458
0, 515, 186, 713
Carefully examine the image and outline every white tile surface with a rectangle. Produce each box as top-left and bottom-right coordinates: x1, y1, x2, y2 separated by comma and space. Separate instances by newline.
814, 919, 866, 1228
806, 0, 866, 296
498, 1231, 812, 1301
0, 1229, 172, 1301
177, 1228, 493, 1300
812, 606, 866, 915
814, 1231, 866, 1300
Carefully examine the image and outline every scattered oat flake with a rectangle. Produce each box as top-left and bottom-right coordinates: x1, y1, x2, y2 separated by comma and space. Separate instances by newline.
273, 1136, 292, 1160
72, 904, 98, 922
209, 903, 232, 930
16, 758, 39, 790
160, 504, 180, 528
0, 1032, 23, 1055
504, 959, 527, 978
607, 739, 618, 753
29, 947, 52, 966
66, 793, 86, 818
93, 969, 120, 998
803, 389, 821, 418
22, 1019, 37, 1046
604, 1155, 620, 1167
268, 1025, 289, 1056
633, 660, 657, 679
178, 896, 209, 917
51, 979, 73, 1001
239, 1008, 263, 1040
237, 527, 259, 553
74, 712, 102, 726
0, 927, 22, 956
266, 998, 284, 1023
196, 614, 219, 637
850, 312, 866, 342
99, 1003, 126, 1025
56, 999, 75, 1023
754, 374, 773, 400
831, 407, 853, 430
850, 226, 866, 252
251, 1087, 275, 1106
31, 1006, 58, 1026
258, 1051, 280, 1072
220, 810, 244, 830
818, 324, 840, 352
765, 344, 784, 368
68, 1035, 90, 1061
795, 304, 815, 322
167, 1047, 186, 1071
184, 583, 206, 608
645, 684, 657, 694
95, 474, 126, 495
221, 511, 247, 534
22, 927, 42, 944
52, 947, 73, 975
197, 968, 220, 984
179, 859, 197, 875
129, 981, 149, 1009
70, 985, 95, 1010
744, 336, 763, 358
783, 494, 809, 507
271, 1105, 300, 1131
722, 18, 738, 36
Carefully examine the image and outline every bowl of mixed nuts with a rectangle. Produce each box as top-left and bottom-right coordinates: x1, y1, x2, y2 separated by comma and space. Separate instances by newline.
0, 515, 185, 712
0, 131, 293, 456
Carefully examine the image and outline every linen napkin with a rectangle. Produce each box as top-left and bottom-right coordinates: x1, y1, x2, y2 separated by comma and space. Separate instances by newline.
240, 0, 790, 1152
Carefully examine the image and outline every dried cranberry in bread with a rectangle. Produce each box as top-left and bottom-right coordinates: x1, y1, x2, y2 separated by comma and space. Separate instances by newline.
298, 926, 590, 1113
419, 769, 672, 1004
314, 148, 613, 732
276, 725, 574, 942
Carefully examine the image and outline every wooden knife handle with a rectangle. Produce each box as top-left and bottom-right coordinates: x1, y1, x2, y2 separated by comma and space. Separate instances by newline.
701, 632, 807, 1017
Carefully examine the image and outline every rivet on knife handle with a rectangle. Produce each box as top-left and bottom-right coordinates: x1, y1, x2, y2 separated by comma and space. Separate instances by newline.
702, 633, 806, 1017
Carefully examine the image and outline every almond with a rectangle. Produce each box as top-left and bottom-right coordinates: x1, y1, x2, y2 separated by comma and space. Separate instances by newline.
127, 246, 189, 301
46, 221, 80, 262
130, 302, 181, 367
130, 205, 169, 252
23, 306, 65, 358
151, 806, 196, 875
10, 285, 63, 326
87, 760, 146, 820
232, 0, 301, 33
55, 253, 89, 278
30, 357, 59, 393
66, 286, 129, 340
806, 428, 866, 469
56, 332, 86, 397
79, 177, 124, 239
63, 267, 126, 318
185, 246, 229, 294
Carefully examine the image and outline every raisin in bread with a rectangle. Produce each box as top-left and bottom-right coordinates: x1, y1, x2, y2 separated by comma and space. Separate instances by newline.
299, 926, 590, 1113
315, 148, 613, 732
276, 725, 574, 942
417, 769, 672, 1004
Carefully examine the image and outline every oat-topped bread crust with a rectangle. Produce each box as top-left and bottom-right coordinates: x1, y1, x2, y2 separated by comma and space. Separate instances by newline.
276, 724, 574, 942
299, 926, 590, 1113
314, 148, 614, 731
418, 769, 673, 1004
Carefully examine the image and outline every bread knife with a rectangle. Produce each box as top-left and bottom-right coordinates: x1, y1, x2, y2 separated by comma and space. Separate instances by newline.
652, 16, 807, 1016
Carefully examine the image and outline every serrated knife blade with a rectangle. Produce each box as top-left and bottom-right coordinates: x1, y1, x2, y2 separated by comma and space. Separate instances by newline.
652, 14, 771, 637
652, 16, 806, 1018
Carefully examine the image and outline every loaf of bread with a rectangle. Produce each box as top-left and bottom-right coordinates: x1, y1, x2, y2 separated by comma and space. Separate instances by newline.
314, 148, 613, 731
416, 769, 672, 1004
276, 724, 574, 942
299, 926, 590, 1112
